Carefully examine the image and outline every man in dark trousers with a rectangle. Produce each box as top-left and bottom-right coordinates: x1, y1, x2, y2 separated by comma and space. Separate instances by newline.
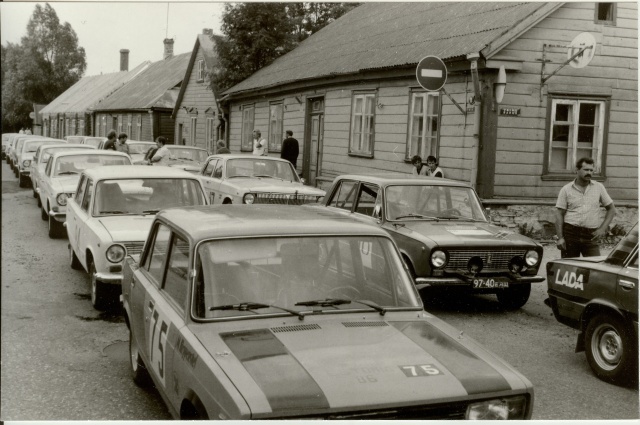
280, 130, 299, 168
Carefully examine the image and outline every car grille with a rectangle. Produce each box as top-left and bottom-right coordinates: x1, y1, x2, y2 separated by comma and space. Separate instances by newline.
253, 193, 323, 205
446, 249, 526, 271
292, 402, 468, 419
121, 241, 145, 256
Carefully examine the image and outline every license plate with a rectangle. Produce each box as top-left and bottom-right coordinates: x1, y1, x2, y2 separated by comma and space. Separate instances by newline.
472, 278, 509, 289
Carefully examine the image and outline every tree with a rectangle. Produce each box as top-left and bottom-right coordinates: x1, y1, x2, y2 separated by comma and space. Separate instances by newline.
210, 2, 359, 93
1, 3, 86, 132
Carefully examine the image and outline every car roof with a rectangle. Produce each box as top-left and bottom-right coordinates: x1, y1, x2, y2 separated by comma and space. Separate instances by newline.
157, 204, 391, 241
331, 173, 470, 188
125, 140, 155, 145
82, 165, 201, 180
205, 154, 291, 163
167, 145, 207, 150
51, 150, 130, 159
40, 143, 93, 151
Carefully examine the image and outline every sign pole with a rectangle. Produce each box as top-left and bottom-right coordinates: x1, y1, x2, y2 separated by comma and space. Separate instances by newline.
467, 53, 481, 190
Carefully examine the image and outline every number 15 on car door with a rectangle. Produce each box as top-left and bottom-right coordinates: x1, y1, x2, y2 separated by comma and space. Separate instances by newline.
147, 300, 169, 387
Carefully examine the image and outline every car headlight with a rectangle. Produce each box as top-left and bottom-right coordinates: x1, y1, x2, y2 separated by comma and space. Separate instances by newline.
524, 250, 539, 267
466, 395, 528, 420
23, 159, 31, 167
56, 193, 68, 206
430, 250, 447, 268
243, 193, 255, 204
106, 244, 126, 263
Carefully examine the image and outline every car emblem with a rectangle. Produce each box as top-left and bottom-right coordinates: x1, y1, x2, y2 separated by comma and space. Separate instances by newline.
486, 254, 493, 265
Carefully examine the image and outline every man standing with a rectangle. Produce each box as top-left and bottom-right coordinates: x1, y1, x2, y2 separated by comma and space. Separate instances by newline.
148, 136, 171, 165
280, 130, 299, 168
116, 133, 129, 154
555, 157, 616, 258
103, 130, 117, 151
252, 129, 266, 156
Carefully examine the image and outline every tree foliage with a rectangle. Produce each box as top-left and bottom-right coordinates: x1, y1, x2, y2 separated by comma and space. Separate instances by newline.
1, 3, 86, 132
211, 2, 359, 93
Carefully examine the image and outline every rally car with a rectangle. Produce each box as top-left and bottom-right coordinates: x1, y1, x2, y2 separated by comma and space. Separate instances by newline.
121, 204, 534, 420
546, 223, 638, 385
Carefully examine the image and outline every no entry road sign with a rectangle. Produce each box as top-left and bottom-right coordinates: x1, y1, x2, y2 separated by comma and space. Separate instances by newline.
416, 56, 447, 91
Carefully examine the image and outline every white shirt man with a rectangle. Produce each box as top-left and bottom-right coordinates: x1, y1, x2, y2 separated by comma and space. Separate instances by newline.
252, 129, 267, 156
149, 137, 171, 165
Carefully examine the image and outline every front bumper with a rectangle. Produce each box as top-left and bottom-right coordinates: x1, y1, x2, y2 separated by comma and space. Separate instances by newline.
416, 274, 544, 290
48, 211, 66, 223
94, 271, 123, 285
19, 170, 30, 177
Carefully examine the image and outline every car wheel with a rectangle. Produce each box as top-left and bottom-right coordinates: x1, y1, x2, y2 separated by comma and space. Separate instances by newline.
90, 261, 109, 310
129, 327, 151, 386
69, 244, 82, 270
37, 195, 42, 208
496, 283, 531, 310
19, 174, 29, 188
48, 214, 65, 239
41, 203, 48, 221
585, 313, 637, 385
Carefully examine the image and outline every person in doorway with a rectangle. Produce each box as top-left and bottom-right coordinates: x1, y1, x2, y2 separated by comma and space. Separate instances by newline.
216, 140, 230, 154
280, 130, 299, 168
410, 155, 427, 175
103, 130, 117, 151
148, 136, 171, 165
425, 155, 444, 178
252, 130, 267, 156
115, 133, 129, 154
555, 157, 616, 258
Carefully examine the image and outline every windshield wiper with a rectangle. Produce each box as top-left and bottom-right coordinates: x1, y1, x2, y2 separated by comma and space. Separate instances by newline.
354, 299, 387, 316
295, 298, 351, 307
57, 171, 79, 175
394, 213, 438, 220
209, 301, 306, 320
176, 157, 194, 161
252, 174, 283, 180
227, 175, 250, 179
99, 210, 127, 214
142, 209, 161, 214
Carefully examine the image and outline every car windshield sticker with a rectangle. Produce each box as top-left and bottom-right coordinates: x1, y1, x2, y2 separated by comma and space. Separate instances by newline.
399, 364, 442, 377
553, 266, 590, 290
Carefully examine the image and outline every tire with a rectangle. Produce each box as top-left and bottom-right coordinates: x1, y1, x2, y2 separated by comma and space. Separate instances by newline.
129, 327, 151, 386
496, 283, 531, 310
90, 261, 109, 310
585, 313, 637, 385
48, 214, 65, 239
41, 203, 48, 221
19, 174, 29, 188
69, 243, 82, 270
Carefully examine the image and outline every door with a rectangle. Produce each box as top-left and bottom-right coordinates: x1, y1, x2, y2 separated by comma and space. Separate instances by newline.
200, 158, 223, 204
304, 97, 324, 186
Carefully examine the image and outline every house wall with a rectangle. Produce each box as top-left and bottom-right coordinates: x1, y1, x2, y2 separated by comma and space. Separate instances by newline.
93, 112, 153, 141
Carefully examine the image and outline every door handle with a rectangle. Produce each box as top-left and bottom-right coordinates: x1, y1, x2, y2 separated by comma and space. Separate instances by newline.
619, 279, 636, 290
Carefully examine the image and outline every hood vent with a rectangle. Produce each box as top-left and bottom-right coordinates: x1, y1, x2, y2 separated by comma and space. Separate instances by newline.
271, 323, 321, 333
342, 321, 389, 328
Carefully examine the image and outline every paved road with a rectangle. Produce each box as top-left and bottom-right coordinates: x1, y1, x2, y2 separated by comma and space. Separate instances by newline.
1, 159, 638, 421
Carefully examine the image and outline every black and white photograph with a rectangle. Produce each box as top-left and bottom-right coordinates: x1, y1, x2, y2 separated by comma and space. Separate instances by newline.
1, 0, 638, 422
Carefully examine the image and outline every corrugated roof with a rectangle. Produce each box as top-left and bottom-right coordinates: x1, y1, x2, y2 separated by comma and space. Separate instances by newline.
94, 52, 190, 111
224, 2, 547, 95
40, 62, 149, 115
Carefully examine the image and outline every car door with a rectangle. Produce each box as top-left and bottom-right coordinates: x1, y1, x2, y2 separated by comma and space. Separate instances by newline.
40, 157, 55, 211
66, 175, 88, 257
200, 158, 221, 204
75, 178, 94, 268
353, 183, 381, 222
618, 245, 638, 315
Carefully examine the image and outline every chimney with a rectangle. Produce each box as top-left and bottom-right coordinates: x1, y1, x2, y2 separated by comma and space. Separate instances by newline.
163, 38, 174, 60
119, 49, 129, 71
202, 28, 213, 36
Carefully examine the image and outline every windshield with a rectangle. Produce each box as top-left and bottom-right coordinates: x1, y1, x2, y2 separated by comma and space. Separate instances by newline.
25, 140, 57, 153
385, 184, 486, 221
128, 143, 155, 154
606, 223, 638, 266
54, 154, 130, 176
167, 147, 208, 162
84, 138, 104, 147
66, 136, 84, 144
226, 158, 299, 182
92, 178, 206, 216
194, 235, 419, 319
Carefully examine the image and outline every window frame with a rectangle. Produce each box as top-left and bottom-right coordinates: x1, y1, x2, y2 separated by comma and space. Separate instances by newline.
190, 116, 197, 145
136, 115, 142, 139
206, 117, 215, 153
241, 104, 255, 152
406, 89, 441, 161
268, 102, 284, 153
594, 2, 616, 25
543, 94, 610, 179
348, 91, 376, 158
197, 59, 205, 82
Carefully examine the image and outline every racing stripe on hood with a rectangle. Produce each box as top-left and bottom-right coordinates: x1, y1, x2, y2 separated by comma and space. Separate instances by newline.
221, 329, 330, 412
393, 321, 511, 395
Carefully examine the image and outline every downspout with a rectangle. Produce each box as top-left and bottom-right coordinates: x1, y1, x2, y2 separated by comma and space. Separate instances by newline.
467, 53, 482, 189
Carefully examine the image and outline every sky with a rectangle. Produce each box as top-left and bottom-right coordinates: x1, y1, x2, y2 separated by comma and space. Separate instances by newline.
0, 1, 226, 76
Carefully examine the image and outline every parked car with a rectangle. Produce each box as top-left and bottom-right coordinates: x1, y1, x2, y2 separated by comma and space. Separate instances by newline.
16, 138, 65, 187
30, 143, 96, 205
124, 140, 156, 162
2, 133, 18, 159
320, 174, 544, 309
66, 166, 208, 309
9, 134, 46, 173
39, 150, 131, 238
82, 136, 108, 149
165, 145, 209, 173
64, 135, 86, 144
5, 133, 19, 164
121, 204, 535, 420
546, 223, 638, 385
198, 154, 325, 205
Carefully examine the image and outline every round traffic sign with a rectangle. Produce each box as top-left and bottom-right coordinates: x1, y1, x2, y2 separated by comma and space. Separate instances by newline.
416, 56, 447, 91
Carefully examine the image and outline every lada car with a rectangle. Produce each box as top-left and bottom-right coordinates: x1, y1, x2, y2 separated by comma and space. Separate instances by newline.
166, 145, 209, 173
124, 140, 156, 162
81, 136, 107, 149
39, 150, 131, 238
16, 138, 65, 187
2, 133, 18, 159
321, 174, 544, 309
546, 223, 638, 385
198, 154, 325, 205
121, 204, 534, 420
10, 134, 46, 174
30, 143, 96, 205
67, 166, 208, 310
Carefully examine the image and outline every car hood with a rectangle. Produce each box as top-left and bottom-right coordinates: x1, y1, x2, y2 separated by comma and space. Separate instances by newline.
51, 175, 81, 192
226, 179, 326, 196
97, 215, 154, 241
169, 162, 202, 174
385, 220, 539, 248
191, 315, 529, 416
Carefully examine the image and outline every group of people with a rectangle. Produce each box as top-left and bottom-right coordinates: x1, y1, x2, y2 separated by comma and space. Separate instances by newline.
411, 155, 444, 178
18, 128, 32, 135
103, 130, 171, 165
251, 129, 299, 168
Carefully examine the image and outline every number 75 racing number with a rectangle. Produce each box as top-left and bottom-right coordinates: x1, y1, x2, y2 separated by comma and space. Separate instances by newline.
148, 307, 169, 387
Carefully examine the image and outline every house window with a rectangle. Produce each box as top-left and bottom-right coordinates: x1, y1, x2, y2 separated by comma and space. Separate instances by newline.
206, 117, 215, 152
197, 59, 205, 82
117, 115, 123, 134
595, 3, 616, 24
79, 119, 85, 136
407, 91, 440, 160
190, 117, 197, 145
101, 116, 107, 137
127, 114, 132, 137
136, 115, 142, 139
349, 93, 375, 156
268, 103, 283, 152
65, 118, 70, 136
546, 97, 607, 175
241, 105, 255, 152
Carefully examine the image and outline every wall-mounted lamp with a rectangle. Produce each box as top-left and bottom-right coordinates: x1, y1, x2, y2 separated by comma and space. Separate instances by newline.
377, 102, 384, 110
494, 65, 507, 105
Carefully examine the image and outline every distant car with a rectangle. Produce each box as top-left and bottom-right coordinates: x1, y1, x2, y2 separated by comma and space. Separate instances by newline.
64, 135, 86, 144
198, 154, 325, 205
9, 134, 46, 174
546, 223, 638, 385
320, 174, 544, 309
121, 204, 534, 420
165, 145, 209, 173
30, 143, 96, 205
66, 166, 208, 309
82, 136, 108, 149
2, 133, 18, 159
39, 150, 131, 238
16, 138, 66, 188
123, 140, 156, 162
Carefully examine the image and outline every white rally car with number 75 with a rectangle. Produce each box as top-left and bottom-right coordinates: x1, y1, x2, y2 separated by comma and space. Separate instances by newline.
121, 204, 534, 420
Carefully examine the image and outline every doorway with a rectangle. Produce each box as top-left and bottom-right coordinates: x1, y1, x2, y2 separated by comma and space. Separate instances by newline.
303, 97, 324, 186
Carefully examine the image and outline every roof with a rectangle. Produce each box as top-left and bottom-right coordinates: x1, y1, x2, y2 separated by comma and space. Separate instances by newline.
157, 204, 390, 241
94, 52, 191, 111
223, 2, 561, 96
40, 62, 149, 115
82, 164, 201, 180
330, 173, 470, 187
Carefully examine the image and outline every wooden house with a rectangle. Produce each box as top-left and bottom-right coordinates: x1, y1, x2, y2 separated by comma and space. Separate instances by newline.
219, 2, 637, 234
172, 29, 222, 153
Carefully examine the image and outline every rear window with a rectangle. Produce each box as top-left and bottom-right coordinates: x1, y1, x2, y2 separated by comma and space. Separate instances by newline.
606, 223, 638, 266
